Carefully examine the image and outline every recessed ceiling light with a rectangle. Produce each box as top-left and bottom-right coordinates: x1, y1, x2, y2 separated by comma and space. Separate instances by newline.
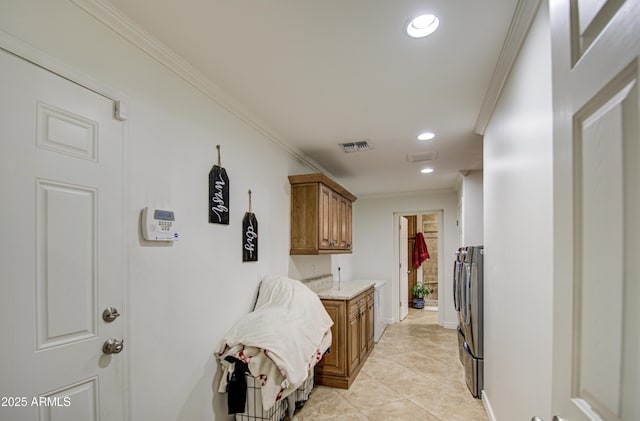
406, 14, 440, 38
418, 131, 436, 141
421, 167, 434, 174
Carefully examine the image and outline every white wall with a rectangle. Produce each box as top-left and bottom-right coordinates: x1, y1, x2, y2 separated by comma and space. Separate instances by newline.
0, 1, 313, 419
461, 170, 484, 246
288, 249, 356, 282
482, 3, 553, 420
351, 191, 459, 328
288, 255, 332, 280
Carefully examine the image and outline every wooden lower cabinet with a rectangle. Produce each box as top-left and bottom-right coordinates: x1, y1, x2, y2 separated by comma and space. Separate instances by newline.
366, 290, 375, 351
316, 300, 346, 377
315, 288, 375, 389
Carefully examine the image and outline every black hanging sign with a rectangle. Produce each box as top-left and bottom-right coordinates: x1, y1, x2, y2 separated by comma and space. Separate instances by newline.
242, 190, 258, 262
209, 145, 229, 224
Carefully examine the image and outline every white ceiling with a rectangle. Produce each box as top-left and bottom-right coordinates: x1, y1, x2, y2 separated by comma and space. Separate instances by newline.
105, 0, 519, 197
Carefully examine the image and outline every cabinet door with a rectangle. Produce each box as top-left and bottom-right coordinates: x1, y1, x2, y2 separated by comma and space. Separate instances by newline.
366, 290, 375, 351
319, 184, 332, 249
316, 300, 346, 376
345, 200, 352, 249
329, 189, 340, 248
290, 183, 319, 253
337, 195, 352, 249
358, 298, 368, 359
348, 300, 360, 371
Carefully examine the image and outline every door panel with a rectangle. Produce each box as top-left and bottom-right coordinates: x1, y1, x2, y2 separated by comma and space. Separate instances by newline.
329, 189, 339, 247
358, 298, 367, 359
0, 48, 125, 420
366, 291, 374, 350
38, 377, 99, 421
572, 67, 636, 420
315, 300, 345, 377
407, 215, 417, 306
571, 0, 625, 64
348, 303, 360, 370
36, 101, 98, 161
319, 184, 331, 248
399, 216, 409, 320
551, 0, 640, 420
36, 180, 97, 350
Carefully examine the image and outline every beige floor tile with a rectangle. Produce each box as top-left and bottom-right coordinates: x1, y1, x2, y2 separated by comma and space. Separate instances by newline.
334, 376, 404, 410
290, 308, 488, 420
359, 398, 442, 421
292, 389, 361, 420
410, 393, 488, 421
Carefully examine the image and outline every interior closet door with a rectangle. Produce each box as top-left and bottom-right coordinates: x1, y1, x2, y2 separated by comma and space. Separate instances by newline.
399, 216, 409, 320
0, 48, 127, 420
550, 1, 640, 420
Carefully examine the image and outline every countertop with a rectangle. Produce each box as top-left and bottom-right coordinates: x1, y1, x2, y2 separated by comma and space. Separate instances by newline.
310, 280, 376, 300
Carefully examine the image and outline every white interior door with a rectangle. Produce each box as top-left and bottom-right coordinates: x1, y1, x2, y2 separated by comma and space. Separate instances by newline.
0, 49, 126, 420
551, 1, 640, 420
399, 216, 409, 320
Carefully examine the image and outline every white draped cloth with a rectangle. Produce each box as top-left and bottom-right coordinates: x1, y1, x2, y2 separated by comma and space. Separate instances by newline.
217, 275, 333, 410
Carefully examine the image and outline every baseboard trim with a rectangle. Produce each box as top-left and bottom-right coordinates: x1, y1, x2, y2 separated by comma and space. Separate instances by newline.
442, 321, 458, 330
482, 390, 498, 421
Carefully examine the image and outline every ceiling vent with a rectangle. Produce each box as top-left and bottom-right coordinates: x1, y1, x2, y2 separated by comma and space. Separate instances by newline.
340, 140, 373, 153
406, 151, 438, 163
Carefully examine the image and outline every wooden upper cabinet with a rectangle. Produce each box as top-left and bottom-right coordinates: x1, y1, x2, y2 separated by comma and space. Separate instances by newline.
289, 173, 357, 255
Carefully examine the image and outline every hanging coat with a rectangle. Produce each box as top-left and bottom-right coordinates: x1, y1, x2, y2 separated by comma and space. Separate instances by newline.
413, 232, 430, 268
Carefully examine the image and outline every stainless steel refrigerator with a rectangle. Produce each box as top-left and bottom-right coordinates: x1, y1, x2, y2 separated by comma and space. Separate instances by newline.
453, 245, 484, 398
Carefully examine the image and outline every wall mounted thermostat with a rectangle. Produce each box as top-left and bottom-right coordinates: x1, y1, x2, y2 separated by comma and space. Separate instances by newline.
142, 207, 179, 241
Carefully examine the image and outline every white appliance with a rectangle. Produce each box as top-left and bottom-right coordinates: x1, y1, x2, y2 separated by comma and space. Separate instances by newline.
373, 280, 387, 343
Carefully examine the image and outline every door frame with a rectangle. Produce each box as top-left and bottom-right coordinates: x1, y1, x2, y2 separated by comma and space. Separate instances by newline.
392, 209, 444, 323
0, 33, 132, 421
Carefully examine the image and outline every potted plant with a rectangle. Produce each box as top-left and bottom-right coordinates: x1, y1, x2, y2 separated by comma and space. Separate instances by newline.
411, 282, 432, 309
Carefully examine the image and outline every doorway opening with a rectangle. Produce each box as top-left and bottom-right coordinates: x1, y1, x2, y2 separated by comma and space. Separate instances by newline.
421, 214, 439, 309
394, 210, 443, 323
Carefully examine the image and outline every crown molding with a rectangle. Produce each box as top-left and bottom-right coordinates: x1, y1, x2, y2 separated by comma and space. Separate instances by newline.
474, 0, 543, 135
69, 0, 323, 173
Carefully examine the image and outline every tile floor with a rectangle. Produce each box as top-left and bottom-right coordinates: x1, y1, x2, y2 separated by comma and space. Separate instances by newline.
292, 308, 488, 421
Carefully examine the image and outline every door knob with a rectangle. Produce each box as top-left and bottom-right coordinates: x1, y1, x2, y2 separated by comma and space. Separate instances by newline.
102, 307, 120, 322
531, 417, 543, 421
102, 338, 124, 354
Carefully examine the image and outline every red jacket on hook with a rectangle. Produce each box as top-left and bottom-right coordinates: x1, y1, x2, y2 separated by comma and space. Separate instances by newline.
413, 232, 430, 268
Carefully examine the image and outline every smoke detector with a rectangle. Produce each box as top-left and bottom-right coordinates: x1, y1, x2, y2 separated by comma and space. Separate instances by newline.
339, 140, 373, 153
